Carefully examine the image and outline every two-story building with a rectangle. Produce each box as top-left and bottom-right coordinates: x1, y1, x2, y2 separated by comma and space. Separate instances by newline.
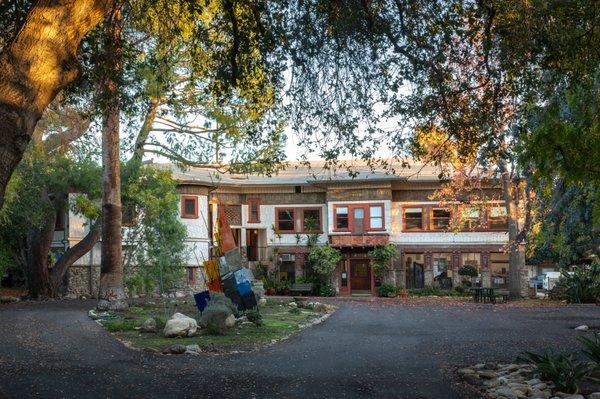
57, 161, 512, 297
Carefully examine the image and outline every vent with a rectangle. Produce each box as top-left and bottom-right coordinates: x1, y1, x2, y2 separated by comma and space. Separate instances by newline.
280, 253, 296, 262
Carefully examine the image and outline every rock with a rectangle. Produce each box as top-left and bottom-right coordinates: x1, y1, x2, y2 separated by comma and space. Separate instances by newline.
0, 296, 20, 303
235, 316, 248, 324
463, 374, 482, 386
258, 297, 267, 306
185, 344, 200, 353
288, 301, 298, 308
526, 379, 542, 386
474, 363, 486, 370
224, 314, 236, 328
588, 393, 600, 399
140, 318, 157, 333
479, 370, 498, 379
574, 325, 589, 331
484, 379, 501, 388
532, 383, 547, 391
495, 387, 518, 399
163, 314, 198, 338
163, 344, 187, 354
239, 321, 255, 327
458, 368, 476, 375
563, 395, 584, 399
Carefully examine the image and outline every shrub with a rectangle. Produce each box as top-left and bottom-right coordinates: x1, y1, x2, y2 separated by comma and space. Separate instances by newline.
101, 318, 138, 332
578, 332, 600, 366
289, 307, 301, 314
558, 263, 600, 304
309, 246, 342, 277
245, 309, 263, 326
125, 273, 155, 296
369, 245, 398, 278
377, 283, 397, 298
210, 292, 240, 317
254, 262, 269, 280
517, 351, 592, 393
200, 303, 233, 335
318, 283, 336, 297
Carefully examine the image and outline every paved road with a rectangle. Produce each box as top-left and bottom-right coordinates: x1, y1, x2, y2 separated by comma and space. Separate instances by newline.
0, 299, 598, 399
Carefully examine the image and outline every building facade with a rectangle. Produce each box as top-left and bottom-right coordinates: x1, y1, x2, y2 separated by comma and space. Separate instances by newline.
55, 162, 517, 297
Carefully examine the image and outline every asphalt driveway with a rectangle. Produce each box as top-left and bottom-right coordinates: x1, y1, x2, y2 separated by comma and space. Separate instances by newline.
0, 299, 598, 399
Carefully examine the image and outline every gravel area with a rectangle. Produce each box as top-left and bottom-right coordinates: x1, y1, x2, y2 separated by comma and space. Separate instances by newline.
0, 299, 598, 399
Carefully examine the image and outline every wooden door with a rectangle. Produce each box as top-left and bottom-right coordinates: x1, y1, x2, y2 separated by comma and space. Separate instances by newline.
353, 207, 365, 234
350, 259, 371, 291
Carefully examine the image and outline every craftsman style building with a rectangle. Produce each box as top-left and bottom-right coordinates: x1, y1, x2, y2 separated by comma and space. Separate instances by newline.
56, 161, 515, 297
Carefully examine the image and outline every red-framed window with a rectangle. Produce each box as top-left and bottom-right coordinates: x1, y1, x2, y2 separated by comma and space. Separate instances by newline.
403, 207, 424, 231
275, 208, 295, 232
430, 207, 451, 230
247, 198, 261, 223
181, 195, 199, 219
333, 203, 385, 233
302, 208, 322, 233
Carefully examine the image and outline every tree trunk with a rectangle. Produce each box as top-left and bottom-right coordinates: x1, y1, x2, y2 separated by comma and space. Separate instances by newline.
500, 163, 528, 298
0, 0, 115, 209
129, 98, 160, 168
24, 199, 57, 299
97, 4, 127, 311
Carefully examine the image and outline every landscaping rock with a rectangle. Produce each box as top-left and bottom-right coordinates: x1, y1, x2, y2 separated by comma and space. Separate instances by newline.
288, 301, 298, 308
163, 344, 186, 354
458, 368, 476, 375
563, 395, 584, 399
235, 316, 248, 324
163, 314, 198, 338
140, 318, 157, 333
224, 314, 236, 328
258, 297, 267, 306
185, 344, 200, 354
574, 325, 589, 331
0, 296, 20, 303
495, 387, 518, 399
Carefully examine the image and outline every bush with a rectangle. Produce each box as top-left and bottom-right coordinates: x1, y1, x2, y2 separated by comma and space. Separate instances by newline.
369, 245, 398, 278
101, 318, 138, 332
317, 283, 336, 297
309, 246, 342, 277
125, 273, 155, 296
377, 283, 397, 297
517, 351, 592, 393
289, 307, 301, 314
210, 292, 240, 317
200, 302, 233, 335
557, 263, 600, 304
245, 309, 263, 326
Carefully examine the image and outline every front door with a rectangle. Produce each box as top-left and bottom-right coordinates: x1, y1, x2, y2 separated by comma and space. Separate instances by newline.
350, 259, 371, 292
246, 229, 258, 261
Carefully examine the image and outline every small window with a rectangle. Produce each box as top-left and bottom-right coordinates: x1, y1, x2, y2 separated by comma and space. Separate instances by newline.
303, 209, 321, 232
181, 196, 198, 218
247, 198, 260, 223
369, 205, 383, 229
431, 208, 451, 230
295, 185, 302, 194
403, 207, 423, 231
187, 268, 196, 285
277, 209, 295, 232
335, 207, 349, 230
489, 206, 508, 229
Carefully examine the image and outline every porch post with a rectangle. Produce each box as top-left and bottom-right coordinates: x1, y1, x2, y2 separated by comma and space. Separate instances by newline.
396, 250, 406, 289
424, 252, 433, 287
452, 251, 461, 287
480, 252, 491, 288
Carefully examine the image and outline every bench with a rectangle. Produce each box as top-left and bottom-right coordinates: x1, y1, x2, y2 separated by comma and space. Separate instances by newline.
290, 283, 313, 296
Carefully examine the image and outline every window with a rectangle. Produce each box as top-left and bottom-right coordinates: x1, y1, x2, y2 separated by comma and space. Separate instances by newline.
335, 207, 349, 230
181, 196, 198, 218
276, 209, 295, 232
463, 208, 480, 229
403, 207, 423, 231
187, 267, 196, 285
302, 208, 321, 232
489, 206, 508, 229
247, 198, 260, 223
369, 205, 383, 229
431, 208, 451, 230
294, 185, 302, 194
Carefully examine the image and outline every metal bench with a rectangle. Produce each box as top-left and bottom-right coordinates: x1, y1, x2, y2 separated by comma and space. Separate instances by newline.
290, 283, 313, 296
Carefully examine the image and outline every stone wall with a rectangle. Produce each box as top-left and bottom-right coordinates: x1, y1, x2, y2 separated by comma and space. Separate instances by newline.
65, 265, 100, 298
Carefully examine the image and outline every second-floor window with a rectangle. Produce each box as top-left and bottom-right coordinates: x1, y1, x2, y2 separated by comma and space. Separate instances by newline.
276, 208, 295, 232
403, 207, 423, 231
247, 198, 260, 223
181, 196, 198, 219
488, 206, 508, 229
369, 205, 383, 229
302, 208, 321, 232
431, 208, 451, 230
335, 207, 349, 229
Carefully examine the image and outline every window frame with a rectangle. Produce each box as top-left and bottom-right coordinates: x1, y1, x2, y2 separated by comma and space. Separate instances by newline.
247, 198, 261, 223
275, 207, 296, 233
430, 207, 451, 231
334, 205, 350, 231
301, 207, 322, 233
368, 204, 385, 231
402, 206, 424, 231
487, 205, 509, 230
333, 203, 386, 233
181, 195, 199, 219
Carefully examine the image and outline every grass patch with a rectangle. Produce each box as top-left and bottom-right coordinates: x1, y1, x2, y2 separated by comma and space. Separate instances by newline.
95, 299, 332, 353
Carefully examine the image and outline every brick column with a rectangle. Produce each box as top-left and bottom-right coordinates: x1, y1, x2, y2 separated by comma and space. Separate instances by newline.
452, 251, 461, 287
480, 252, 491, 288
424, 252, 434, 287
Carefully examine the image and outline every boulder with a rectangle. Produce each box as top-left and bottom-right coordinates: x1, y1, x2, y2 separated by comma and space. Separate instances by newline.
574, 325, 589, 331
288, 301, 298, 308
163, 314, 198, 338
225, 314, 236, 328
140, 318, 157, 333
185, 344, 200, 354
163, 344, 186, 354
258, 297, 267, 306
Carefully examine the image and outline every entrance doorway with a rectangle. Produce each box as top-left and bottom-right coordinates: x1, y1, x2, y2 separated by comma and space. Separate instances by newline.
246, 229, 259, 261
350, 259, 372, 293
406, 254, 425, 289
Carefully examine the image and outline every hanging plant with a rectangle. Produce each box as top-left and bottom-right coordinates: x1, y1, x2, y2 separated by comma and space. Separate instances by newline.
368, 244, 398, 278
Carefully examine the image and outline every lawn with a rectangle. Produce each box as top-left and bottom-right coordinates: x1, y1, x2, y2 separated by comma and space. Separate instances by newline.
91, 298, 333, 353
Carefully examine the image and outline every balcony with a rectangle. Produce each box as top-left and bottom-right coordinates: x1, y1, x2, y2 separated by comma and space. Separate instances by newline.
329, 234, 389, 247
